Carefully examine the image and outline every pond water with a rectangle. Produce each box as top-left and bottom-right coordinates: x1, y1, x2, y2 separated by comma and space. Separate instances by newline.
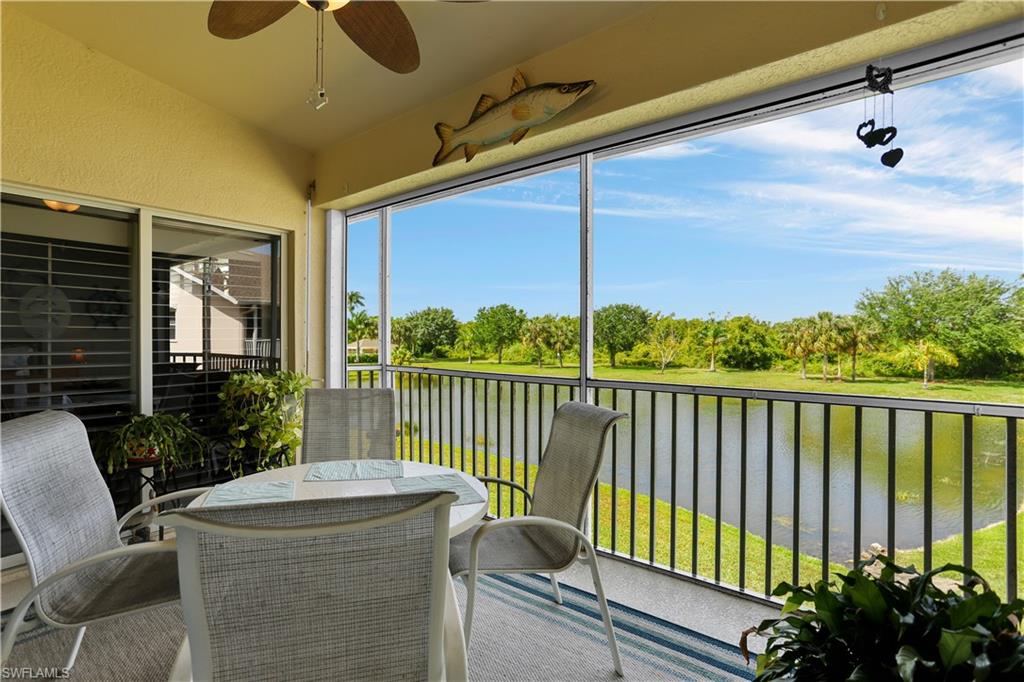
394, 375, 1023, 565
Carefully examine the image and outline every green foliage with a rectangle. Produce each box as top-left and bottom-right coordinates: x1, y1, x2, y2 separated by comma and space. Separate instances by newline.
453, 321, 483, 363
520, 316, 551, 368
346, 290, 365, 317
474, 304, 527, 363
695, 314, 729, 372
857, 270, 1024, 377
595, 303, 652, 368
392, 307, 459, 357
719, 315, 777, 370
546, 315, 578, 368
836, 315, 880, 381
102, 412, 206, 475
749, 556, 1024, 681
390, 345, 413, 366
218, 370, 312, 478
649, 315, 687, 372
893, 340, 959, 388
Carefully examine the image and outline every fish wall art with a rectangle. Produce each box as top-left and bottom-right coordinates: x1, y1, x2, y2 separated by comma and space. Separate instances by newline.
432, 69, 595, 166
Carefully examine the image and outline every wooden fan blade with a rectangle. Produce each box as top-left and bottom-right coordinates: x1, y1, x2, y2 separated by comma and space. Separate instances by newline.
208, 1, 297, 40
334, 1, 420, 74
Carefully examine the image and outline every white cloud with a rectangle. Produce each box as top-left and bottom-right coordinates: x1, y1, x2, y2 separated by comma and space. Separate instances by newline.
626, 141, 716, 160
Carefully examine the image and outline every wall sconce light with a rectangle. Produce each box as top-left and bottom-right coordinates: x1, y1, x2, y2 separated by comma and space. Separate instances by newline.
42, 199, 80, 213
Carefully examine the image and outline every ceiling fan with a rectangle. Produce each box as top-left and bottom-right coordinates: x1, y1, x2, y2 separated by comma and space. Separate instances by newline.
208, 0, 420, 110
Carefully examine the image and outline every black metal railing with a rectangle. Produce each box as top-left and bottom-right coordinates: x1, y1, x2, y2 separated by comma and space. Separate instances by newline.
380, 365, 1023, 603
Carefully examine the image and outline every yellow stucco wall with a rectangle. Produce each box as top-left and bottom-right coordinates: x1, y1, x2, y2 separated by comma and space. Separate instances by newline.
314, 1, 1022, 210
0, 7, 325, 381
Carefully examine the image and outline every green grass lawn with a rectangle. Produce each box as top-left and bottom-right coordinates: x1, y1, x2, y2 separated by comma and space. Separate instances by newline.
896, 512, 1024, 599
403, 436, 846, 600
407, 360, 1023, 404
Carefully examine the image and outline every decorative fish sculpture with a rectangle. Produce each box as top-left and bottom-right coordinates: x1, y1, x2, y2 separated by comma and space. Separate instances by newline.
432, 69, 595, 166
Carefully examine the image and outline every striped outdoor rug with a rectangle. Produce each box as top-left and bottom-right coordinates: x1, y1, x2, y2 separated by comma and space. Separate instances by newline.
7, 573, 753, 681
461, 573, 754, 681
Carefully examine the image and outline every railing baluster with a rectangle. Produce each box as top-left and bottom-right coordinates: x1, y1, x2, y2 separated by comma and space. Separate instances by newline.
484, 379, 490, 481
448, 375, 454, 469
611, 389, 618, 554
963, 414, 973, 570
472, 378, 478, 476
428, 375, 434, 464
792, 402, 801, 586
821, 404, 830, 584
739, 398, 748, 590
692, 395, 700, 576
630, 390, 638, 559
369, 370, 375, 388
924, 411, 933, 571
417, 374, 423, 463
765, 399, 774, 596
650, 391, 657, 565
537, 383, 544, 498
1007, 418, 1018, 600
510, 381, 516, 516
522, 381, 529, 515
853, 406, 862, 566
593, 388, 600, 546
398, 371, 405, 459
887, 408, 896, 559
459, 377, 465, 472
671, 394, 678, 572
498, 381, 504, 516
715, 395, 723, 582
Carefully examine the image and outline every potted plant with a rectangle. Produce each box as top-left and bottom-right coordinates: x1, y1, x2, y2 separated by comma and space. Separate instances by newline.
218, 369, 311, 478
103, 412, 207, 475
742, 555, 1024, 681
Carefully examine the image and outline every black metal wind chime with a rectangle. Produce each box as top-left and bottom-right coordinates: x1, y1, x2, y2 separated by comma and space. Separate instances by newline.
857, 64, 904, 167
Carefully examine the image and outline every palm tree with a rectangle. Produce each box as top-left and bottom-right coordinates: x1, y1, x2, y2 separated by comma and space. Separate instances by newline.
813, 311, 840, 381
700, 315, 728, 372
894, 340, 958, 387
454, 322, 479, 364
836, 315, 878, 381
547, 316, 576, 368
779, 318, 815, 380
346, 290, 365, 317
521, 317, 550, 369
348, 309, 373, 360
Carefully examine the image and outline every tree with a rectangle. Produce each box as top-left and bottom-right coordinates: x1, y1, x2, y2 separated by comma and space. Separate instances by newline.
813, 311, 840, 381
547, 316, 577, 368
649, 315, 686, 373
454, 322, 481, 364
893, 340, 958, 387
697, 315, 728, 372
346, 290, 365, 317
474, 304, 526, 364
399, 307, 459, 357
856, 270, 1023, 378
347, 309, 376, 360
778, 318, 815, 380
718, 315, 777, 370
521, 317, 551, 368
835, 315, 878, 381
594, 304, 652, 368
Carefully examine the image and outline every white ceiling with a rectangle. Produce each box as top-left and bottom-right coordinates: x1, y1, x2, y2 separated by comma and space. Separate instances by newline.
16, 1, 651, 150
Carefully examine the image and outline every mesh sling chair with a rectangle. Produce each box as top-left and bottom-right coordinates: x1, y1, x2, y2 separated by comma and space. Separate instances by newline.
448, 401, 627, 676
162, 492, 467, 682
301, 388, 396, 463
0, 410, 212, 669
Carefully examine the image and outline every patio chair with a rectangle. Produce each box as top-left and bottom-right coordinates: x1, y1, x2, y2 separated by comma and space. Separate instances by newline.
448, 401, 627, 676
162, 492, 466, 682
301, 388, 396, 463
0, 410, 211, 669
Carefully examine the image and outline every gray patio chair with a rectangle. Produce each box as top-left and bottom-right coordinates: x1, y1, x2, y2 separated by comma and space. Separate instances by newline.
162, 492, 466, 682
301, 388, 396, 463
448, 400, 627, 676
0, 410, 211, 669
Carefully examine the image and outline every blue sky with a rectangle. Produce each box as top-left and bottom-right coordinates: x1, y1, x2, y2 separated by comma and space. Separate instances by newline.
349, 58, 1022, 323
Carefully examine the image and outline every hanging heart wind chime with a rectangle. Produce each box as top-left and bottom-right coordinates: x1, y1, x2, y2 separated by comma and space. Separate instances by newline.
857, 64, 904, 168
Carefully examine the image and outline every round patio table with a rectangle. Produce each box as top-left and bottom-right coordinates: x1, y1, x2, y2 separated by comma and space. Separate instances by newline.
190, 460, 489, 536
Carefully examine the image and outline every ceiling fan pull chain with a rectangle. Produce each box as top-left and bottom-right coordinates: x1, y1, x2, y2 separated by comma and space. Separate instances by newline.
308, 7, 328, 111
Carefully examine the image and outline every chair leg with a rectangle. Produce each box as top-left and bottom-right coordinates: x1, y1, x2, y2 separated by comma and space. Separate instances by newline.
549, 573, 563, 604
463, 570, 478, 649
64, 626, 86, 670
584, 552, 623, 677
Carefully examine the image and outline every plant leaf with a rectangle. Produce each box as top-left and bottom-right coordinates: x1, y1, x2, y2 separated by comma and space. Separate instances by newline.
895, 645, 919, 682
938, 628, 983, 668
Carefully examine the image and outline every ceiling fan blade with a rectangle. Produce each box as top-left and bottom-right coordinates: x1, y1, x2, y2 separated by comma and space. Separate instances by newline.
334, 0, 420, 74
208, 1, 297, 40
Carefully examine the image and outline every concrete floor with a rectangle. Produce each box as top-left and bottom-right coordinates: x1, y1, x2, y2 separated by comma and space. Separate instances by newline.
558, 555, 779, 653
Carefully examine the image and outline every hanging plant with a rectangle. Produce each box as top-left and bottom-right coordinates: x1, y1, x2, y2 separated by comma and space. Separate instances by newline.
102, 412, 207, 475
218, 370, 312, 478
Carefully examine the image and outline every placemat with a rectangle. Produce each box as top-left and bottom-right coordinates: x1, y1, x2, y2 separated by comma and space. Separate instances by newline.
304, 460, 404, 481
391, 473, 485, 506
203, 480, 296, 507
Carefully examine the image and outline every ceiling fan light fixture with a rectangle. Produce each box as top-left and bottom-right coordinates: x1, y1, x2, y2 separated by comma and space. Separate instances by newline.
42, 199, 80, 213
299, 0, 349, 11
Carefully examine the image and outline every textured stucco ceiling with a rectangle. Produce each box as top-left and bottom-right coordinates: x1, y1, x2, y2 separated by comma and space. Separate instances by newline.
14, 0, 652, 151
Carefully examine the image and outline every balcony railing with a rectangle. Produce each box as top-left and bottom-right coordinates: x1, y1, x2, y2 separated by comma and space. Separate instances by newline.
348, 364, 1023, 603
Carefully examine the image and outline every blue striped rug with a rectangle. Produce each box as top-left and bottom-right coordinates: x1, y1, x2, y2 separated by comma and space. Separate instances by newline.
463, 573, 754, 681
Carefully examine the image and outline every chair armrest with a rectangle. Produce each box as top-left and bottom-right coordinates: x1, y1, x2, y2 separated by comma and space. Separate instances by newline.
1, 541, 177, 663
465, 515, 593, 577
116, 487, 215, 535
474, 476, 532, 511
